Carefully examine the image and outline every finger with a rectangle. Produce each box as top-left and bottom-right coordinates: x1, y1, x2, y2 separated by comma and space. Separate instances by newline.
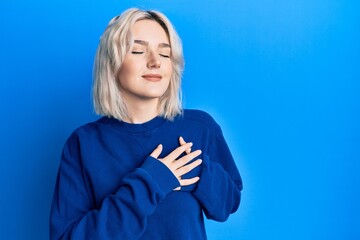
179, 136, 191, 154
150, 144, 163, 159
175, 159, 202, 177
179, 136, 186, 145
163, 142, 193, 162
179, 177, 200, 186
173, 149, 202, 170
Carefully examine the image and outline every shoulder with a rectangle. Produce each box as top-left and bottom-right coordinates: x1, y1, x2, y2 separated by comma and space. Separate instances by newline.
182, 109, 217, 124
62, 117, 108, 154
65, 117, 108, 143
180, 109, 221, 132
71, 117, 105, 135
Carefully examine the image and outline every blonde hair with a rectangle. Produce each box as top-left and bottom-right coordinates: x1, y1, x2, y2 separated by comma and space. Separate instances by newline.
93, 8, 184, 121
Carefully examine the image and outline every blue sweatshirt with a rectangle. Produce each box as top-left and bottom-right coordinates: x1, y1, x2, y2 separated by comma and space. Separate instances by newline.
50, 109, 242, 240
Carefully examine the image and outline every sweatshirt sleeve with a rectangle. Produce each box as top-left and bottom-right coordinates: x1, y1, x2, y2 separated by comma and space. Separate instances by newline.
49, 134, 179, 240
192, 121, 243, 222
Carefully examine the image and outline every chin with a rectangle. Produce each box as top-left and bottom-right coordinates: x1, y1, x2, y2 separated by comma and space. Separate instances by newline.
145, 88, 168, 98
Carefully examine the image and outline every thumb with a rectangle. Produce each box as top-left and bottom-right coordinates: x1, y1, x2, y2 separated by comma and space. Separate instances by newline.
150, 144, 163, 159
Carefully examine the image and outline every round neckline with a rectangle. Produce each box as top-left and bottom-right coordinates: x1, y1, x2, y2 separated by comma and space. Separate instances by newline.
99, 115, 167, 133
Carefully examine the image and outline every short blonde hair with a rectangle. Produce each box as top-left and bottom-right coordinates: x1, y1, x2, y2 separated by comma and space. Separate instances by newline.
93, 8, 184, 121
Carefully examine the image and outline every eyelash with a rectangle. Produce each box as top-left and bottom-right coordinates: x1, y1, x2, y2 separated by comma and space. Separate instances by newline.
131, 51, 144, 54
131, 51, 170, 58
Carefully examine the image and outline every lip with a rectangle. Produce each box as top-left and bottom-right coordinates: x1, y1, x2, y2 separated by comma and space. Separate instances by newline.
142, 74, 162, 82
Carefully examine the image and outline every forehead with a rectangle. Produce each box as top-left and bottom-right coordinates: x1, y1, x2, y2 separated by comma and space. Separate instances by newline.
132, 20, 169, 44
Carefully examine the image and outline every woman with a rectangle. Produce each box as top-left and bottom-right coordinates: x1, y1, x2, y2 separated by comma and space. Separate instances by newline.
50, 8, 242, 240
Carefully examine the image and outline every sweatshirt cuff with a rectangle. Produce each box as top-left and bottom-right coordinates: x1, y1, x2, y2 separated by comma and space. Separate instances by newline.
141, 156, 180, 194
193, 154, 211, 196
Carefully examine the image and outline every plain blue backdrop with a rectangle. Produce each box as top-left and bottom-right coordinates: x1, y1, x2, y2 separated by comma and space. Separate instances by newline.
1, 0, 359, 239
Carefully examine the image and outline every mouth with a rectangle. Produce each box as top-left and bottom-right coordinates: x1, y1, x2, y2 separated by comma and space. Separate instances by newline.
142, 74, 162, 82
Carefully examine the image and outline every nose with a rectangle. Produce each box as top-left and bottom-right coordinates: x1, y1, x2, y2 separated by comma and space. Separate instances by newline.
147, 51, 161, 69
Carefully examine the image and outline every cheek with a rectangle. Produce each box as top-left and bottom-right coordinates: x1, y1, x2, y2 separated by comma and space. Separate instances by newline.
117, 70, 127, 87
118, 60, 138, 83
164, 67, 172, 86
165, 62, 173, 77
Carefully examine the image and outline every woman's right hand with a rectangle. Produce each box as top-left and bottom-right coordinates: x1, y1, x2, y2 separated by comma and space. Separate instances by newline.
150, 141, 202, 190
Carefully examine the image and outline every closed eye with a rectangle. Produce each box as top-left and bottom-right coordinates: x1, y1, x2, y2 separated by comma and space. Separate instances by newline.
131, 51, 144, 54
159, 54, 170, 58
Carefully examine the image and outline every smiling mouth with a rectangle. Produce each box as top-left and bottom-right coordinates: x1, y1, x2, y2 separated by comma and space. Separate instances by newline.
142, 74, 162, 82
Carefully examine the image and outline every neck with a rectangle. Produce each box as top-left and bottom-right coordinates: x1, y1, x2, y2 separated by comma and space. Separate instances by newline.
123, 97, 160, 124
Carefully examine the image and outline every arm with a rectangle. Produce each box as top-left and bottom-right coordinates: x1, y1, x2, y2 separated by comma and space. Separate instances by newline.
50, 135, 202, 240
181, 122, 243, 222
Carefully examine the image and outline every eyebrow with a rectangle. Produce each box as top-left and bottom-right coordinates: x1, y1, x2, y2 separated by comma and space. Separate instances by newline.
134, 39, 171, 48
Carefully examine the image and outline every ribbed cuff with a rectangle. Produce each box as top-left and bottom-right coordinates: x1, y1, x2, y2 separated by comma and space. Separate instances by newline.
141, 156, 180, 194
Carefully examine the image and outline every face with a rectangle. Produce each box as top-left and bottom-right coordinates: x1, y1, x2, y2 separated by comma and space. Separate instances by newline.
117, 19, 172, 104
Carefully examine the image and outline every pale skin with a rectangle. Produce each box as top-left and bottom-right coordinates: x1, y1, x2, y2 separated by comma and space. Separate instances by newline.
150, 141, 202, 190
117, 19, 202, 189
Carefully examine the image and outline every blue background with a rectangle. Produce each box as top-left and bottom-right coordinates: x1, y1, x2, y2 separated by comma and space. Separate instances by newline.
1, 0, 359, 239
